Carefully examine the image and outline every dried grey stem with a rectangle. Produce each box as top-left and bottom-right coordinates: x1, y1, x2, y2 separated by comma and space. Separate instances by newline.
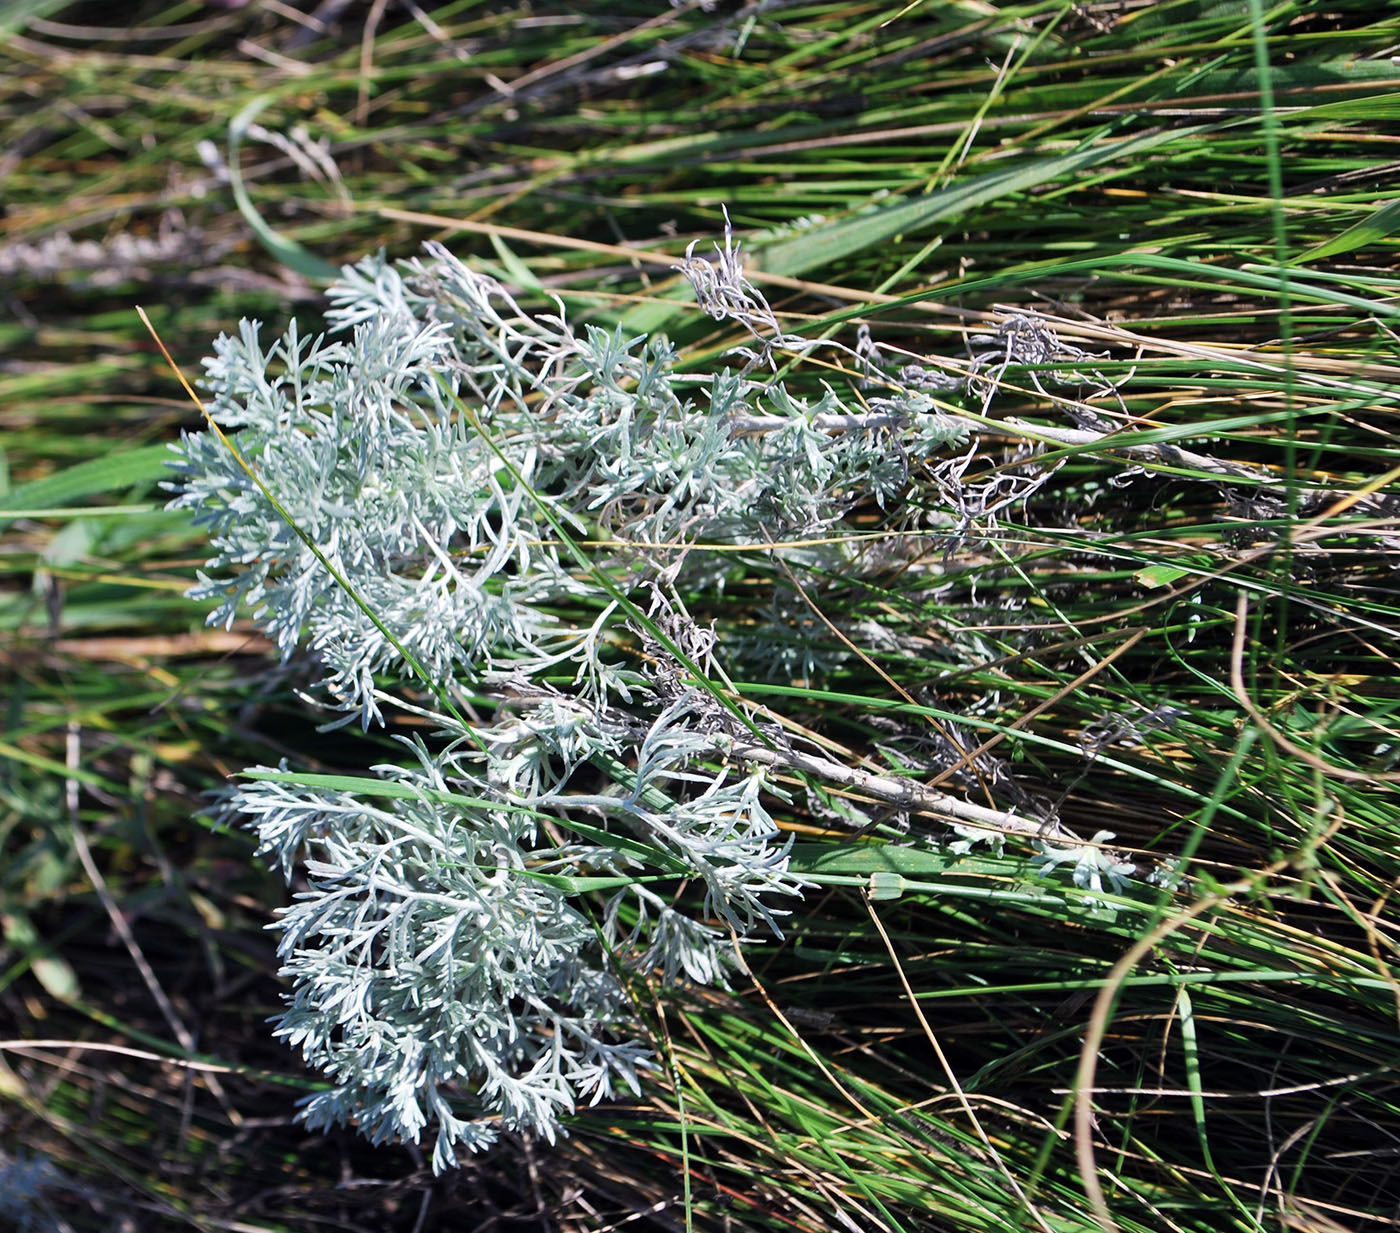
727, 738, 1087, 847
0, 221, 219, 284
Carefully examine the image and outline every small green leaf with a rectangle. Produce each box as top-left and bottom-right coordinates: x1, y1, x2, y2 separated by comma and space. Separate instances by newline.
32, 955, 82, 1004
1134, 563, 1189, 588
867, 870, 907, 901
228, 97, 342, 284
788, 841, 960, 877
41, 518, 98, 568
0, 445, 172, 522
1294, 199, 1400, 265
2, 911, 82, 1004
489, 234, 545, 292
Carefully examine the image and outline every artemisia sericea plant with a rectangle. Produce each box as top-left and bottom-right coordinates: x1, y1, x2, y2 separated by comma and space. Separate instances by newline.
164, 223, 1141, 1172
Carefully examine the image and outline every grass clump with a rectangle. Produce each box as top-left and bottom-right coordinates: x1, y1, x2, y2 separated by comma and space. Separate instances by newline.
3, 2, 1400, 1231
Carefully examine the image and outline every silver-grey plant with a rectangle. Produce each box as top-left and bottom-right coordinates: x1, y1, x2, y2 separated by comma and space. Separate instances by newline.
168, 229, 1096, 1171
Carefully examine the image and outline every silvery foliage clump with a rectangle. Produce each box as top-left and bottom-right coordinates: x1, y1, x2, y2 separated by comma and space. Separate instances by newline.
167, 227, 1074, 1171
172, 237, 966, 726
